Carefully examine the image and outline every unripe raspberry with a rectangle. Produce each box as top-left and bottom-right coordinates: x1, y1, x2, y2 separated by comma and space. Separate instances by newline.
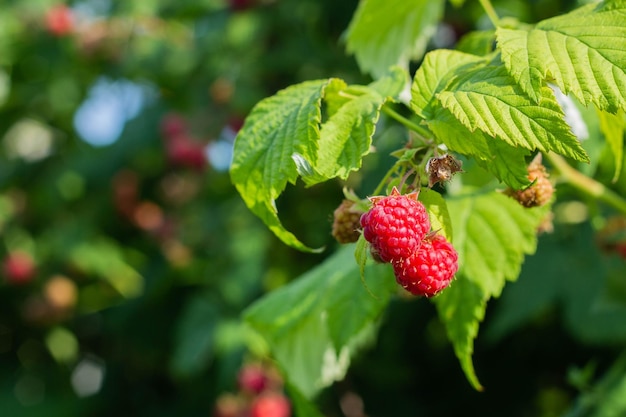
506, 153, 554, 207
331, 200, 363, 244
250, 392, 291, 417
360, 187, 430, 263
393, 234, 458, 297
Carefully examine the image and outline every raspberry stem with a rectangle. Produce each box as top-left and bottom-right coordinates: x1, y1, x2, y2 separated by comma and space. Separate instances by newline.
381, 104, 432, 142
478, 0, 501, 28
546, 151, 626, 215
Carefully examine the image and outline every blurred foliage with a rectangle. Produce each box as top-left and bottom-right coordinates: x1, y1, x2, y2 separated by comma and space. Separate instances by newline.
0, 0, 625, 416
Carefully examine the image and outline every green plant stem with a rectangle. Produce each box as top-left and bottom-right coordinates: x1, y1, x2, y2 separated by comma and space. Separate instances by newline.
381, 105, 431, 140
546, 152, 626, 215
478, 0, 501, 27
372, 161, 402, 196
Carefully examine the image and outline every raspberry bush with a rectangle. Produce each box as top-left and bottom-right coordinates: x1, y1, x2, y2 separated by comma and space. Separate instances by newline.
1, 0, 626, 416
231, 0, 626, 410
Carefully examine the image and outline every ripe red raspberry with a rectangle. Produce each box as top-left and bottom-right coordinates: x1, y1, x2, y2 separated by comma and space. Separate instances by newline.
250, 392, 291, 417
360, 187, 430, 263
393, 234, 458, 297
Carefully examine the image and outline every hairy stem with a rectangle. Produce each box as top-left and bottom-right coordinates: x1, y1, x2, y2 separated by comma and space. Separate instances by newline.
546, 152, 626, 215
478, 0, 501, 27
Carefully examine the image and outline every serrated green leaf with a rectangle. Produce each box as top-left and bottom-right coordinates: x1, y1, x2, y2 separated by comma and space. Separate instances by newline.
244, 244, 396, 398
368, 65, 409, 99
598, 109, 625, 182
230, 79, 338, 252
419, 188, 453, 240
433, 189, 549, 389
496, 1, 626, 112
437, 62, 589, 162
305, 92, 382, 185
304, 69, 406, 186
345, 0, 445, 78
410, 49, 484, 118
323, 79, 351, 119
427, 108, 531, 188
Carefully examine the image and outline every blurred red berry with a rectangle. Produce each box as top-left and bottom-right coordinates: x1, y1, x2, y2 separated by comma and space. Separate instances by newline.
166, 135, 208, 170
160, 113, 188, 139
3, 251, 36, 285
250, 393, 291, 417
214, 393, 246, 417
237, 363, 268, 394
229, 0, 257, 12
45, 4, 74, 36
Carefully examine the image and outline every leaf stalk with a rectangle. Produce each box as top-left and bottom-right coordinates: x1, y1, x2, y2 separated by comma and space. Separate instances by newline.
546, 152, 626, 215
478, 0, 501, 27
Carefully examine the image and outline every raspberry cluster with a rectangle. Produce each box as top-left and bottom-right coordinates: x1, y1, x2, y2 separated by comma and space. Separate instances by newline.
214, 361, 291, 417
360, 187, 458, 297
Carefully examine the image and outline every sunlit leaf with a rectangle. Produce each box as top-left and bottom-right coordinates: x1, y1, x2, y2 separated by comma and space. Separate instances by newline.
230, 79, 339, 252
496, 1, 626, 112
433, 189, 550, 389
244, 244, 396, 397
346, 0, 445, 77
410, 49, 484, 118
427, 108, 531, 189
437, 63, 589, 163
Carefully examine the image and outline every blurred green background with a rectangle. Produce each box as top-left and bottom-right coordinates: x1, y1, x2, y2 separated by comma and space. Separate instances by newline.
1, 0, 626, 416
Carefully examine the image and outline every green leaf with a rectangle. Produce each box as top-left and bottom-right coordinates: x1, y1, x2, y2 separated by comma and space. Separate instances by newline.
427, 108, 531, 188
598, 109, 625, 182
244, 244, 397, 398
306, 91, 382, 184
230, 79, 338, 252
411, 50, 532, 188
434, 275, 486, 391
368, 65, 410, 99
410, 49, 484, 119
285, 380, 326, 417
437, 62, 589, 162
496, 1, 626, 112
345, 0, 445, 78
304, 68, 407, 186
433, 189, 549, 389
419, 188, 453, 240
